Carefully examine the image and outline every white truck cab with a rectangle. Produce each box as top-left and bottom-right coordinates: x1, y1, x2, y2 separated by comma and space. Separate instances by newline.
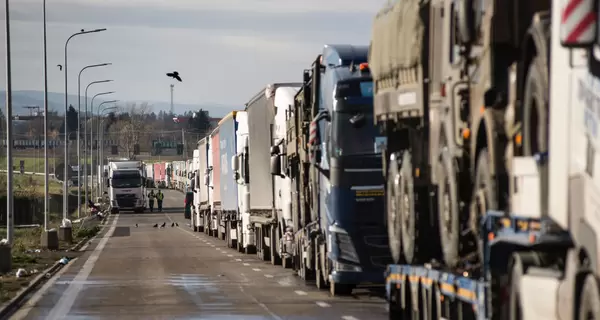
107, 160, 146, 214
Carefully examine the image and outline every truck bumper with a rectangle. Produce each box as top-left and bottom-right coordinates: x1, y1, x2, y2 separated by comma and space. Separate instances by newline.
329, 269, 385, 285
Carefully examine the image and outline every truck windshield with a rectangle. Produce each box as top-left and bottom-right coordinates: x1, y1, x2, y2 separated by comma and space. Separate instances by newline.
331, 110, 382, 156
112, 172, 142, 188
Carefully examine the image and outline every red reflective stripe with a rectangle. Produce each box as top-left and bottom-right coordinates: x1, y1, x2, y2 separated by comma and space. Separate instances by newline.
563, 0, 583, 23
566, 11, 596, 42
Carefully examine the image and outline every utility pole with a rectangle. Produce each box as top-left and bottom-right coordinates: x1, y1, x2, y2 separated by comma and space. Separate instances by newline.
170, 84, 174, 115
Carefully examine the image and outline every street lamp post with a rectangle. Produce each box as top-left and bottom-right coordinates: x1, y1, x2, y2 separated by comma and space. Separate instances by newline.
98, 106, 117, 197
94, 101, 117, 198
62, 28, 106, 233
83, 80, 112, 206
76, 63, 110, 218
89, 92, 115, 199
2, 0, 14, 272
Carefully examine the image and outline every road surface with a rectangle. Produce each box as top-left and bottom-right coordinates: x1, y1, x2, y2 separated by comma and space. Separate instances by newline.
12, 190, 388, 320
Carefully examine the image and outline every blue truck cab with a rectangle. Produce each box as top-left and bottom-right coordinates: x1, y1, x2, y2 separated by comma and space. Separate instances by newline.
309, 44, 390, 295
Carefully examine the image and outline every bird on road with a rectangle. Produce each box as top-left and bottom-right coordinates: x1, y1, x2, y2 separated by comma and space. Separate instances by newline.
166, 71, 182, 82
160, 222, 166, 228
153, 223, 158, 228
135, 224, 138, 228
171, 222, 175, 227
57, 64, 62, 71
175, 222, 179, 227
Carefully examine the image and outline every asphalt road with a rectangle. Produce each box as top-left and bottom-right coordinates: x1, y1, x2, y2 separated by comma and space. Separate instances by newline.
11, 190, 388, 320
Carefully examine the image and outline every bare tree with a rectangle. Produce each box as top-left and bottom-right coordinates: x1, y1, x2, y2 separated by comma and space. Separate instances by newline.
111, 103, 152, 159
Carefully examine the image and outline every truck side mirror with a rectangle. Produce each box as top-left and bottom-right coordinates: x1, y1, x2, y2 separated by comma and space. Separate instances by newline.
231, 155, 239, 171
103, 171, 108, 177
270, 155, 283, 177
270, 145, 280, 156
204, 173, 210, 186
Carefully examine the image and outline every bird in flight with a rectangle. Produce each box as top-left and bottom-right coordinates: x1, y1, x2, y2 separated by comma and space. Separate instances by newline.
166, 71, 182, 82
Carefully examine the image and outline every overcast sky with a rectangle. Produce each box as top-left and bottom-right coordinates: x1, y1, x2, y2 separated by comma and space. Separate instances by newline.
0, 0, 385, 107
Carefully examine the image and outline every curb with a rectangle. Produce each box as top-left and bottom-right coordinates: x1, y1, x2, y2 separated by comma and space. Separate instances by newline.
0, 213, 110, 319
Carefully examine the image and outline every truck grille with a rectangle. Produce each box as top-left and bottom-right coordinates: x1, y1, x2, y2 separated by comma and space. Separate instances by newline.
357, 225, 391, 270
116, 194, 137, 208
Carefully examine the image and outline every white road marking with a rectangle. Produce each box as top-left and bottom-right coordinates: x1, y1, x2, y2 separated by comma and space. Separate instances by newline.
235, 258, 242, 262
47, 214, 120, 318
216, 248, 221, 250
243, 263, 250, 266
264, 274, 274, 278
252, 268, 261, 271
227, 254, 233, 257
315, 301, 331, 308
294, 290, 307, 296
341, 316, 360, 320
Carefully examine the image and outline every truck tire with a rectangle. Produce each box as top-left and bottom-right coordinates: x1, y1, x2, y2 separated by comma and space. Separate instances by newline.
400, 151, 417, 264
470, 148, 498, 262
315, 242, 328, 290
437, 148, 460, 268
578, 274, 600, 320
270, 225, 282, 265
522, 56, 549, 158
522, 55, 549, 215
388, 285, 402, 320
225, 220, 231, 247
230, 220, 238, 249
506, 254, 524, 320
386, 153, 403, 264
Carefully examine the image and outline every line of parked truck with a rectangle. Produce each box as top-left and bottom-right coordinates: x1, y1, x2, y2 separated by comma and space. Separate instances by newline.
101, 0, 600, 317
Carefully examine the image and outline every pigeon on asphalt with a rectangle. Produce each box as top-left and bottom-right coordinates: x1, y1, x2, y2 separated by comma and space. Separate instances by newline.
166, 71, 182, 82
153, 223, 158, 228
135, 223, 138, 228
160, 222, 166, 228
171, 222, 175, 227
175, 222, 179, 227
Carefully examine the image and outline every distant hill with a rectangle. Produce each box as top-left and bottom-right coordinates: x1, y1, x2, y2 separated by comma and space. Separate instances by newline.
0, 90, 237, 118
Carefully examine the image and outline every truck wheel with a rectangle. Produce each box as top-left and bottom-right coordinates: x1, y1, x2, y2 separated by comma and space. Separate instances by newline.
430, 284, 442, 320
437, 148, 460, 268
470, 148, 498, 262
522, 55, 549, 215
230, 220, 238, 248
238, 226, 245, 253
260, 226, 271, 261
386, 153, 403, 264
400, 151, 417, 264
315, 242, 328, 289
270, 225, 282, 265
522, 55, 549, 158
330, 281, 354, 296
388, 285, 402, 320
506, 254, 524, 320
225, 220, 231, 247
578, 274, 600, 320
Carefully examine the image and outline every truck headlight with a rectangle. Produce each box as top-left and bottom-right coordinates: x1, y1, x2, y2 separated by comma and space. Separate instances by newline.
333, 261, 362, 272
328, 225, 360, 264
